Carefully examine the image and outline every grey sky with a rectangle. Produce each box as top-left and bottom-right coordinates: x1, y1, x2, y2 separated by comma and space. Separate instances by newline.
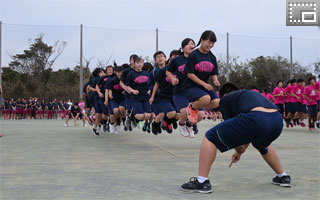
0, 0, 319, 70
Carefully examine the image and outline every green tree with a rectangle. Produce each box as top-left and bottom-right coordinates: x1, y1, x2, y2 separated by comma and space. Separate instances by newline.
9, 34, 67, 83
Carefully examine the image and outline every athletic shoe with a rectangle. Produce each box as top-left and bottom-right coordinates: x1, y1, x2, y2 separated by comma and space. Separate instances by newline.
286, 124, 289, 128
125, 116, 131, 129
137, 121, 142, 129
124, 126, 128, 131
161, 120, 168, 131
147, 123, 151, 133
179, 124, 189, 137
129, 125, 133, 132
193, 124, 199, 135
172, 120, 178, 129
116, 124, 122, 132
156, 122, 162, 134
64, 124, 68, 127
109, 124, 115, 134
142, 123, 148, 132
97, 125, 101, 133
290, 123, 293, 128
180, 177, 213, 193
103, 124, 107, 132
92, 128, 99, 136
187, 125, 195, 138
151, 122, 158, 135
167, 124, 173, 134
316, 122, 320, 129
300, 122, 306, 127
131, 113, 137, 128
186, 104, 198, 123
272, 175, 291, 187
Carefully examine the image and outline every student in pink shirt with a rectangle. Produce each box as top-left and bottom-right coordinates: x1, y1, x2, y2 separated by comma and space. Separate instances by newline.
261, 89, 274, 103
78, 99, 85, 114
284, 80, 296, 128
272, 81, 285, 117
291, 79, 306, 127
301, 81, 308, 120
314, 77, 320, 128
303, 77, 318, 131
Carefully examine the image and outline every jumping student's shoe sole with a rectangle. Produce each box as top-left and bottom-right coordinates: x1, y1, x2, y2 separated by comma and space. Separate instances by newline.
180, 187, 213, 194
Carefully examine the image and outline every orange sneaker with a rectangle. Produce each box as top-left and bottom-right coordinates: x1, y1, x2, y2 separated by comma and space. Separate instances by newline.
187, 104, 198, 123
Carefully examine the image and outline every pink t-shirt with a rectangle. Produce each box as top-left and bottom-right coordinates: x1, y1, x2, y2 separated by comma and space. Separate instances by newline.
79, 102, 85, 113
252, 89, 259, 93
314, 81, 320, 100
284, 85, 293, 102
291, 85, 304, 103
304, 85, 318, 106
272, 87, 284, 104
266, 93, 274, 102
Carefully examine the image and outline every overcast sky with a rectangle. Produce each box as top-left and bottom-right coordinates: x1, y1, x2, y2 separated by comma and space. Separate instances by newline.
0, 0, 319, 70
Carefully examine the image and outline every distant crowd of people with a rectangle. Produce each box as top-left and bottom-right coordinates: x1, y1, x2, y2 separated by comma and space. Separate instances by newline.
2, 98, 86, 121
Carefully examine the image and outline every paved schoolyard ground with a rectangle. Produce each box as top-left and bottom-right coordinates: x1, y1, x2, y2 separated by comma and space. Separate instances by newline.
0, 119, 319, 200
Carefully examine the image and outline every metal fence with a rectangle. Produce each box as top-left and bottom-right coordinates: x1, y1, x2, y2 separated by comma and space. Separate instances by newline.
0, 22, 319, 99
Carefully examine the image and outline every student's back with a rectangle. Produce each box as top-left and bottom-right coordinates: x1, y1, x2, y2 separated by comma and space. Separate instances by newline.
220, 90, 278, 119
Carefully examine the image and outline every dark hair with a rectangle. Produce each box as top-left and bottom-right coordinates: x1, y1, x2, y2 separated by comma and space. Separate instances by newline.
276, 80, 283, 86
122, 63, 130, 69
167, 50, 181, 64
308, 77, 315, 83
219, 82, 240, 97
130, 54, 138, 61
114, 65, 123, 72
196, 30, 217, 46
106, 65, 113, 70
290, 79, 296, 84
92, 67, 104, 77
250, 86, 257, 90
74, 103, 79, 106
153, 51, 166, 60
297, 78, 304, 83
134, 57, 143, 63
263, 88, 268, 93
143, 62, 154, 72
181, 38, 195, 49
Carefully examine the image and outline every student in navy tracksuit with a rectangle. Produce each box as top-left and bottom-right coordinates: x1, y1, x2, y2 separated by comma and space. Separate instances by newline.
150, 56, 179, 134
105, 66, 125, 133
125, 57, 151, 124
96, 66, 114, 133
181, 82, 291, 193
167, 38, 205, 138
148, 51, 167, 134
89, 68, 105, 136
120, 54, 138, 131
183, 30, 220, 125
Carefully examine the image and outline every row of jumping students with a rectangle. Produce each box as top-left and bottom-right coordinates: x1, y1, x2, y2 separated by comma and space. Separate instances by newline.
83, 30, 221, 136
82, 29, 320, 136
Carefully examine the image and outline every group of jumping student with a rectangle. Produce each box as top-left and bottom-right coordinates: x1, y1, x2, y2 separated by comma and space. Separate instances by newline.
82, 30, 320, 137
83, 30, 220, 136
2, 98, 85, 121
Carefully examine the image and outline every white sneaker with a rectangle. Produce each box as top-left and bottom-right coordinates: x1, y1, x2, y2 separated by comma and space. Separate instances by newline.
186, 125, 194, 138
109, 124, 115, 134
97, 125, 101, 133
178, 124, 189, 137
116, 124, 122, 133
64, 124, 68, 127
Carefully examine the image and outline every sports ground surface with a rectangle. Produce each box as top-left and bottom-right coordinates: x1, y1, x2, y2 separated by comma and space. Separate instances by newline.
1, 119, 319, 200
